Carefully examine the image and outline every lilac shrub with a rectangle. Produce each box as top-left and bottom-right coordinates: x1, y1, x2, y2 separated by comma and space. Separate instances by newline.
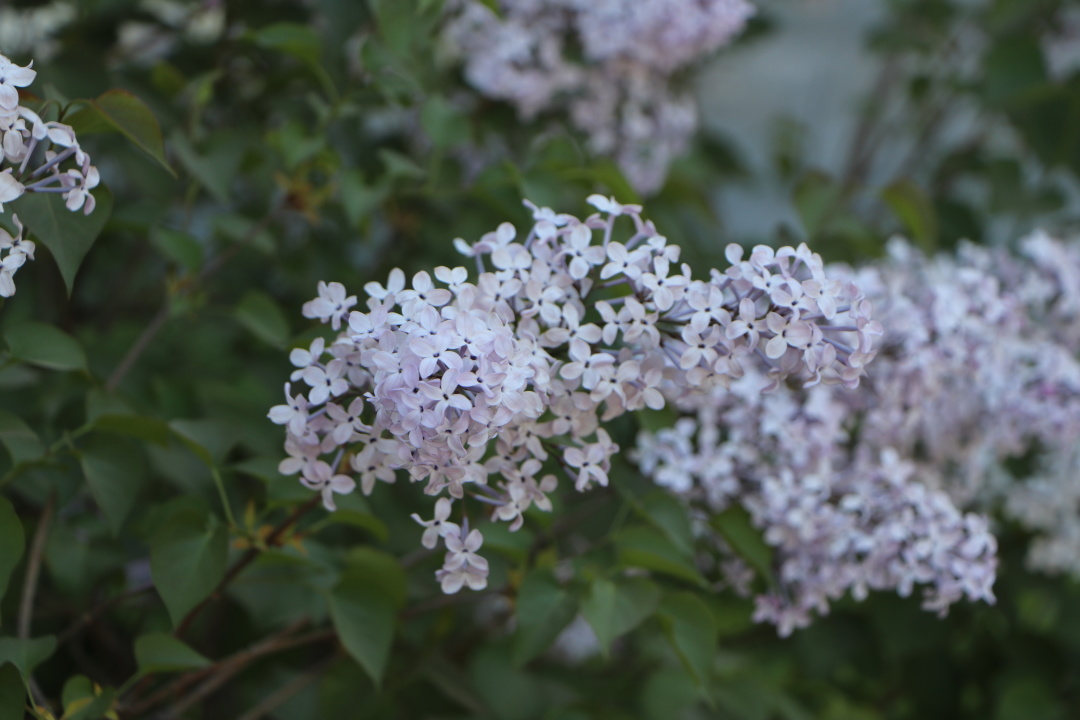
0, 52, 99, 296
271, 195, 879, 594
636, 232, 1080, 634
439, 0, 755, 194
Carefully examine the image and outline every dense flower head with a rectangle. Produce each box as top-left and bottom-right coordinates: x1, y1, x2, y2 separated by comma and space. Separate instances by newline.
440, 0, 755, 194
635, 230, 1080, 634
272, 195, 880, 594
0, 52, 99, 296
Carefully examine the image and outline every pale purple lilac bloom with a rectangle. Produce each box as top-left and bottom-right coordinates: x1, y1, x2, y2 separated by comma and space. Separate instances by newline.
439, 0, 755, 194
636, 231, 1080, 634
271, 194, 881, 595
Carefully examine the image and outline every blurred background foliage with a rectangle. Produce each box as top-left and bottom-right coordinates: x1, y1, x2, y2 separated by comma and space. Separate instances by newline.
1, 0, 1080, 718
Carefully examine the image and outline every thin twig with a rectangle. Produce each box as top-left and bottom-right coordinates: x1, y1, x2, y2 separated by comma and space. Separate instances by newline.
105, 208, 282, 392
124, 622, 336, 719
174, 494, 322, 638
236, 655, 339, 720
105, 306, 168, 392
18, 494, 55, 640
121, 618, 313, 716
18, 494, 56, 714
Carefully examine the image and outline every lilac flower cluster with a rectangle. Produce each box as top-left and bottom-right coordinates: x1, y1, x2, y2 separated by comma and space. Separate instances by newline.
271, 195, 878, 593
0, 53, 99, 296
636, 371, 998, 636
859, 234, 1080, 577
439, 0, 754, 194
635, 231, 1080, 634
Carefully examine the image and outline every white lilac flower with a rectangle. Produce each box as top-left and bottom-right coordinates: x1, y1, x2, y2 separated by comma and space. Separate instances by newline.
437, 527, 490, 593
275, 196, 881, 595
302, 281, 357, 330
411, 497, 462, 549
0, 55, 35, 112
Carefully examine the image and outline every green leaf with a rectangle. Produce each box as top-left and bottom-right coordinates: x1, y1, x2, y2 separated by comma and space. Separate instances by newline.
0, 498, 24, 606
0, 410, 44, 467
616, 525, 708, 587
378, 149, 426, 181
248, 23, 336, 96
512, 568, 578, 667
65, 687, 115, 720
793, 170, 842, 239
327, 548, 405, 685
339, 170, 388, 227
657, 592, 717, 685
340, 548, 407, 608
250, 22, 321, 66
636, 491, 694, 558
134, 633, 210, 673
419, 652, 493, 718
91, 414, 171, 446
228, 551, 332, 629
5, 321, 87, 372
169, 419, 237, 467
581, 577, 660, 656
61, 675, 116, 720
150, 505, 229, 626
62, 675, 94, 710
0, 636, 56, 680
420, 96, 470, 150
170, 131, 247, 204
234, 290, 290, 348
881, 179, 938, 252
0, 663, 24, 720
983, 35, 1047, 108
92, 90, 175, 176
80, 435, 146, 534
417, 0, 446, 14
710, 505, 774, 582
10, 185, 113, 295
267, 120, 326, 170
469, 644, 546, 720
320, 510, 389, 543
152, 227, 203, 274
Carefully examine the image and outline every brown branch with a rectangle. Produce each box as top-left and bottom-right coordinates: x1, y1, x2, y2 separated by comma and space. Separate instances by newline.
120, 622, 335, 719
174, 494, 322, 638
17, 494, 54, 640
17, 494, 56, 714
121, 619, 308, 715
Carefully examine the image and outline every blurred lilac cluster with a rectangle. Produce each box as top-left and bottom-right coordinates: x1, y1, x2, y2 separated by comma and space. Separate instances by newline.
637, 231, 1080, 634
272, 195, 876, 593
440, 0, 754, 194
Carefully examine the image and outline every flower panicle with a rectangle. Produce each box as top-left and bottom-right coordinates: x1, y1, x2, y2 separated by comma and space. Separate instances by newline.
270, 194, 882, 595
440, 0, 756, 194
632, 230, 1080, 633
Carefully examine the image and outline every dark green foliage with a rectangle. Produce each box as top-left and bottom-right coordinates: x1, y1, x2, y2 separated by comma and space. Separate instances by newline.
1, 1, 1080, 718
